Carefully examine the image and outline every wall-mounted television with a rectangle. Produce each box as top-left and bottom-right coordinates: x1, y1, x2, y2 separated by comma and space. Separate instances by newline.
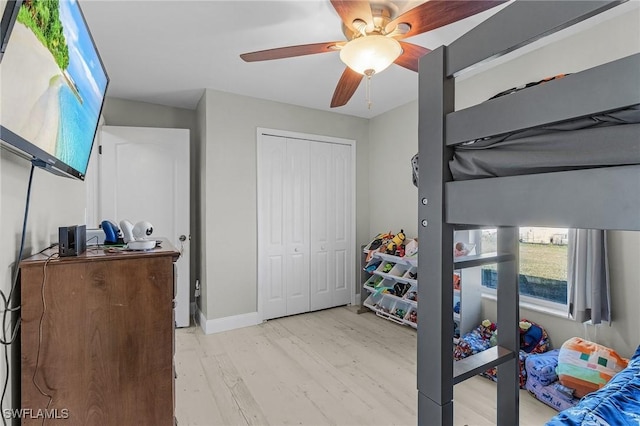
0, 0, 108, 180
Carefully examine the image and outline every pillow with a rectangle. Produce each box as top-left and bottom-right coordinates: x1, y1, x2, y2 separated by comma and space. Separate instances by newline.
556, 337, 628, 398
525, 349, 561, 387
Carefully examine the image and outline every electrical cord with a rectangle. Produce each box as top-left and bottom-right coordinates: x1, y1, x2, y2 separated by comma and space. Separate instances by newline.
32, 254, 57, 426
1, 163, 35, 425
86, 235, 99, 246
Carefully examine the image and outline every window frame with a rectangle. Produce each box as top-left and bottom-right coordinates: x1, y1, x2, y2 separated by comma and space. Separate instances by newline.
474, 227, 571, 317
481, 286, 570, 318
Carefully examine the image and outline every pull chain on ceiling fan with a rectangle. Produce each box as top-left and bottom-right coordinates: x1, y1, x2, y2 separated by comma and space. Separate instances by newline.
240, 0, 506, 109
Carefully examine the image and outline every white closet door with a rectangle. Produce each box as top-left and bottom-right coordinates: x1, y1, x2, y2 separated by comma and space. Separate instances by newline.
310, 142, 333, 310
331, 143, 352, 307
310, 142, 352, 310
284, 139, 311, 316
259, 130, 353, 321
259, 136, 310, 319
259, 135, 287, 320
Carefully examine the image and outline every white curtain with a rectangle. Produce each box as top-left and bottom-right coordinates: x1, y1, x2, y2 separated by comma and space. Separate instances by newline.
567, 229, 610, 325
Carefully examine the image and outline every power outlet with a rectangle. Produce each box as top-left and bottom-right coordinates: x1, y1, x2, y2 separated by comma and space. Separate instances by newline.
194, 279, 201, 298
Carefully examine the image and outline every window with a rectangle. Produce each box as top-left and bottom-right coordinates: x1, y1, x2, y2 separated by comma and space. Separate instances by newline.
479, 227, 569, 308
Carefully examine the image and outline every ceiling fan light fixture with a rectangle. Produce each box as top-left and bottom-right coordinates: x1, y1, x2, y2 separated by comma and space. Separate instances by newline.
339, 35, 402, 75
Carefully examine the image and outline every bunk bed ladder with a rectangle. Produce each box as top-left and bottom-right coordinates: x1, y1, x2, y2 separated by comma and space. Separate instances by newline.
418, 45, 521, 425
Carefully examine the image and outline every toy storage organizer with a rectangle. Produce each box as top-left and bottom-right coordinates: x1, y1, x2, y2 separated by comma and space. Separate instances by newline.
360, 250, 482, 337
362, 252, 419, 327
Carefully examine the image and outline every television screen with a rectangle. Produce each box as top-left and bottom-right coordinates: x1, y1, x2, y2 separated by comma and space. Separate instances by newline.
0, 0, 108, 180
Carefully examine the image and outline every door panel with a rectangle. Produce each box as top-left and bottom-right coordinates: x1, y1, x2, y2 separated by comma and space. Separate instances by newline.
332, 143, 352, 305
267, 255, 284, 301
259, 135, 287, 320
315, 252, 329, 293
100, 126, 191, 327
334, 249, 348, 292
310, 141, 333, 310
284, 139, 310, 315
259, 133, 352, 319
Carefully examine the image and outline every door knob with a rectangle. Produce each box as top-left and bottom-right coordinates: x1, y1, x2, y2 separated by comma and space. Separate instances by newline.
179, 235, 187, 242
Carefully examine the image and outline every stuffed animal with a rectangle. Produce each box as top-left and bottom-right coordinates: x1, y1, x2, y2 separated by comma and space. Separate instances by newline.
386, 230, 406, 254
519, 320, 546, 353
481, 319, 497, 340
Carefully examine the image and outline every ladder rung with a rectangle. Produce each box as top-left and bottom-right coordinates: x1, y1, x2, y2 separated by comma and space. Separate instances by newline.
453, 346, 515, 385
454, 252, 515, 269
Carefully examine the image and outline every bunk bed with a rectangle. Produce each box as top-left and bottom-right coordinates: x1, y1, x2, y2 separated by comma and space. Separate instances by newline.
416, 1, 639, 425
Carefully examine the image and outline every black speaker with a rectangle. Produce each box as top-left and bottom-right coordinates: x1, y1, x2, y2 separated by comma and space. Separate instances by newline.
58, 225, 87, 257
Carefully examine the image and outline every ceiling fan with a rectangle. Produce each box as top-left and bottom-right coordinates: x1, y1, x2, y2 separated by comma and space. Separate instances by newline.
240, 0, 506, 108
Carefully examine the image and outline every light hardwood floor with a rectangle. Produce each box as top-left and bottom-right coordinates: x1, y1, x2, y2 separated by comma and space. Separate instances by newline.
175, 306, 557, 426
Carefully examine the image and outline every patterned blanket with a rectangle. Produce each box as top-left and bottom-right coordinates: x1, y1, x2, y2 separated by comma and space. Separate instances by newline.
546, 345, 640, 425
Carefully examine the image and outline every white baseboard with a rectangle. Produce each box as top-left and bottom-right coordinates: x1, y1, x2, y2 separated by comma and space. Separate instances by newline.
197, 310, 261, 335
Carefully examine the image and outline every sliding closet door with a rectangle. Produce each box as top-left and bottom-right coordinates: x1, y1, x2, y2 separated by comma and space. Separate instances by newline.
259, 135, 310, 320
310, 142, 352, 310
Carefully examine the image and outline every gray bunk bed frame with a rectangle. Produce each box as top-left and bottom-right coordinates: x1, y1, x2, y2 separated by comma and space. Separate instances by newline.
416, 1, 639, 425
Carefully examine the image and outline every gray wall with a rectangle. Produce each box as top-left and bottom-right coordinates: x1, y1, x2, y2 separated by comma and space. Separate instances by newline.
195, 94, 208, 316
1, 147, 88, 412
368, 100, 419, 239
201, 89, 370, 320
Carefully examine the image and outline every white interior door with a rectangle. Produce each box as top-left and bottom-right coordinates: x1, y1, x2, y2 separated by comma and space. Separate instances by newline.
259, 135, 310, 320
310, 142, 333, 311
259, 130, 354, 321
284, 139, 310, 316
330, 142, 352, 307
310, 142, 352, 310
259, 135, 287, 320
99, 125, 191, 327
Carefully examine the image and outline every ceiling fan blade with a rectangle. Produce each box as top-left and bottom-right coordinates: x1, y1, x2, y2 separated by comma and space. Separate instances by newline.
331, 67, 364, 108
395, 42, 431, 72
240, 42, 342, 62
386, 0, 507, 40
330, 0, 373, 33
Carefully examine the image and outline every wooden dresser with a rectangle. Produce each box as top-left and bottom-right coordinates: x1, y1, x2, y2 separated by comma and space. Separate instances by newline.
20, 241, 179, 425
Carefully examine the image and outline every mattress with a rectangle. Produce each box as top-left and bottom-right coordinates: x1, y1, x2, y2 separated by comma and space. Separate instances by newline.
449, 104, 640, 181
527, 380, 581, 413
525, 350, 581, 412
546, 345, 640, 425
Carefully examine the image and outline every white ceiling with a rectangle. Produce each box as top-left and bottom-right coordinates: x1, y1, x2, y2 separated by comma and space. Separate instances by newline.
79, 0, 511, 119
79, 0, 638, 119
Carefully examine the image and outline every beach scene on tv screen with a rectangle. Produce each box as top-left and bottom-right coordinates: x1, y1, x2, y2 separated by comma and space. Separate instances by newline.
1, 0, 107, 175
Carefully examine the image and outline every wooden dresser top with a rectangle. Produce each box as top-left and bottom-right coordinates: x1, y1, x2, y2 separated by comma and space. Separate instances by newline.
20, 238, 180, 267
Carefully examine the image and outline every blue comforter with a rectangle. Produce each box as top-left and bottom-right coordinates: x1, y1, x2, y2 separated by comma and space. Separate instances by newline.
546, 345, 640, 425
